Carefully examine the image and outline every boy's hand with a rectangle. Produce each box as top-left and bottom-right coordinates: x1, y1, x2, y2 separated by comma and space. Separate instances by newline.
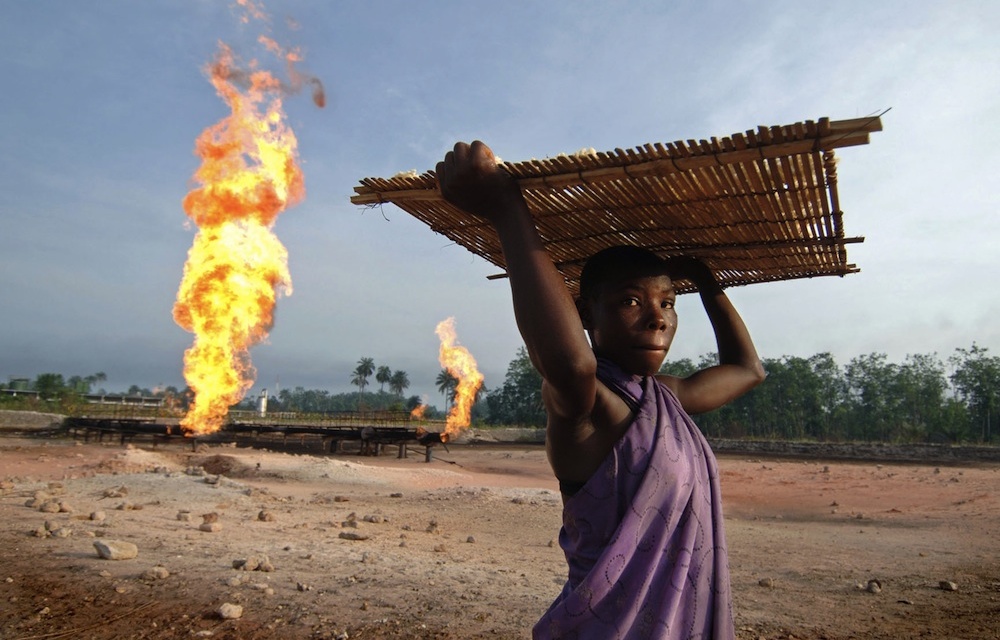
666, 256, 720, 292
436, 141, 525, 222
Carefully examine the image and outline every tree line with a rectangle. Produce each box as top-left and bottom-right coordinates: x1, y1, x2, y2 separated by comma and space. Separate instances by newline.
486, 344, 999, 443
5, 344, 998, 444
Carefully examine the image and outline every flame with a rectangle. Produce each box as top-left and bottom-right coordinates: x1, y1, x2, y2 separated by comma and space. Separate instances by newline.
173, 8, 313, 436
435, 318, 484, 440
410, 404, 427, 420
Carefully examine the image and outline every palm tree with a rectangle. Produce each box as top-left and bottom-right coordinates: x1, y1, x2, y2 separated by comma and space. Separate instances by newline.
352, 357, 375, 392
85, 371, 107, 391
389, 370, 410, 397
351, 357, 375, 408
436, 369, 458, 408
375, 366, 392, 393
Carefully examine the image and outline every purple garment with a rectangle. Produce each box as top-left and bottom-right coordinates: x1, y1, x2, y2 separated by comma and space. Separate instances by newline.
533, 358, 734, 640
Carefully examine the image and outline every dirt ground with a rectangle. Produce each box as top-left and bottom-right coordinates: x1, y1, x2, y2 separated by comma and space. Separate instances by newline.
0, 433, 998, 640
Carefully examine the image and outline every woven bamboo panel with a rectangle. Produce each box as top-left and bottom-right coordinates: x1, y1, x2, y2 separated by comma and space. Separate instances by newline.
351, 116, 882, 295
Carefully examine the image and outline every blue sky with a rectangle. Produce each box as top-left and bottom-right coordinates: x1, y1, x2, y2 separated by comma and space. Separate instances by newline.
1, 1, 997, 404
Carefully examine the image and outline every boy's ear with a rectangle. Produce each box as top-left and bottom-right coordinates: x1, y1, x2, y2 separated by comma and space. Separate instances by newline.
576, 298, 593, 330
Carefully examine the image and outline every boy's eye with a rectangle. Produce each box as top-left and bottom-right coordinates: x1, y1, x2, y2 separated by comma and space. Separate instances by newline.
622, 297, 640, 306
661, 300, 675, 309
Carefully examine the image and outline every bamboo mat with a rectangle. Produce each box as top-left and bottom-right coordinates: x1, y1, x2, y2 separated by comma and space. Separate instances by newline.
351, 116, 882, 295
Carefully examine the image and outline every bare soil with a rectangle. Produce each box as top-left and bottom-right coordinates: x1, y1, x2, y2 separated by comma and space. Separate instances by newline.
1, 434, 998, 639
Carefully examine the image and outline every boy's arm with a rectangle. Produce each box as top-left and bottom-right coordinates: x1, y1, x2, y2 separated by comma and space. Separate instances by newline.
660, 258, 766, 414
436, 141, 597, 422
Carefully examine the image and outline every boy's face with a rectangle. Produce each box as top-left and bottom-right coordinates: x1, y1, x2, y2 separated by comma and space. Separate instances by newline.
580, 274, 677, 376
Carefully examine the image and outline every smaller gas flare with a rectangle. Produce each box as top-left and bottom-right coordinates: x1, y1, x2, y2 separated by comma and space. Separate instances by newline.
435, 317, 484, 441
410, 404, 427, 420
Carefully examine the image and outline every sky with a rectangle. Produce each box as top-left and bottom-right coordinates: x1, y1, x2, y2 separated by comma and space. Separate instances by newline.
1, 1, 998, 406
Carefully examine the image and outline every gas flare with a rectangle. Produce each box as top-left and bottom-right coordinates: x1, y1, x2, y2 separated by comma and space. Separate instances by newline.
410, 404, 427, 420
435, 318, 484, 441
173, 5, 317, 436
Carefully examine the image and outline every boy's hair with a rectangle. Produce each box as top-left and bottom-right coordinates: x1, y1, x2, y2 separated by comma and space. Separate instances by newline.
578, 245, 671, 301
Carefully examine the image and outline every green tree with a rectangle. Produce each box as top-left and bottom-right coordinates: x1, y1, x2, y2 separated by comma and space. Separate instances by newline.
895, 353, 948, 442
436, 369, 458, 407
658, 358, 697, 378
950, 344, 1000, 442
486, 347, 545, 426
351, 357, 375, 407
389, 370, 410, 397
375, 366, 392, 393
845, 353, 900, 442
33, 373, 66, 400
66, 371, 108, 394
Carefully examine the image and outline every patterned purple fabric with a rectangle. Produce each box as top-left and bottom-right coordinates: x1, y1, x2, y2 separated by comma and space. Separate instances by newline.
533, 358, 734, 640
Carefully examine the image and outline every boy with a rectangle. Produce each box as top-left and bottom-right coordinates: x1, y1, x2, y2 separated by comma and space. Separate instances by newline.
437, 141, 765, 639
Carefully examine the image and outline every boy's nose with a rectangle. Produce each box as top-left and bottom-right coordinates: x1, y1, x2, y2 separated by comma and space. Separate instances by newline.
645, 309, 667, 330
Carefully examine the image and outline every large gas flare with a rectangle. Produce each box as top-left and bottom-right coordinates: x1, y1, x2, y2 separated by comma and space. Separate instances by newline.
435, 318, 484, 441
173, 5, 320, 436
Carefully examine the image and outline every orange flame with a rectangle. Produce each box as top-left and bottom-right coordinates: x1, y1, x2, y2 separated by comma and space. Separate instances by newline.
410, 404, 427, 420
435, 317, 484, 440
173, 13, 312, 436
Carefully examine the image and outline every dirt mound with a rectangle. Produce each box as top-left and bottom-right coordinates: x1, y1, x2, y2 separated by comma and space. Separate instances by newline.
195, 453, 255, 477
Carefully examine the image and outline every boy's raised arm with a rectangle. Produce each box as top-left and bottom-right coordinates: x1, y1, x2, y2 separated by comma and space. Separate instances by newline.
661, 257, 766, 414
436, 141, 596, 421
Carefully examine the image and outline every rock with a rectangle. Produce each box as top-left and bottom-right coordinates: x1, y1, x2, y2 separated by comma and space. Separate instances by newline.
339, 531, 370, 541
176, 510, 191, 522
93, 539, 139, 560
142, 566, 170, 580
257, 510, 275, 522
90, 511, 106, 522
466, 535, 476, 543
939, 580, 958, 591
199, 513, 221, 532
389, 492, 403, 498
217, 602, 243, 620
38, 500, 61, 513
758, 577, 774, 588
362, 514, 385, 524
102, 485, 128, 498
58, 501, 73, 513
865, 579, 882, 594
233, 554, 274, 572
52, 527, 72, 538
